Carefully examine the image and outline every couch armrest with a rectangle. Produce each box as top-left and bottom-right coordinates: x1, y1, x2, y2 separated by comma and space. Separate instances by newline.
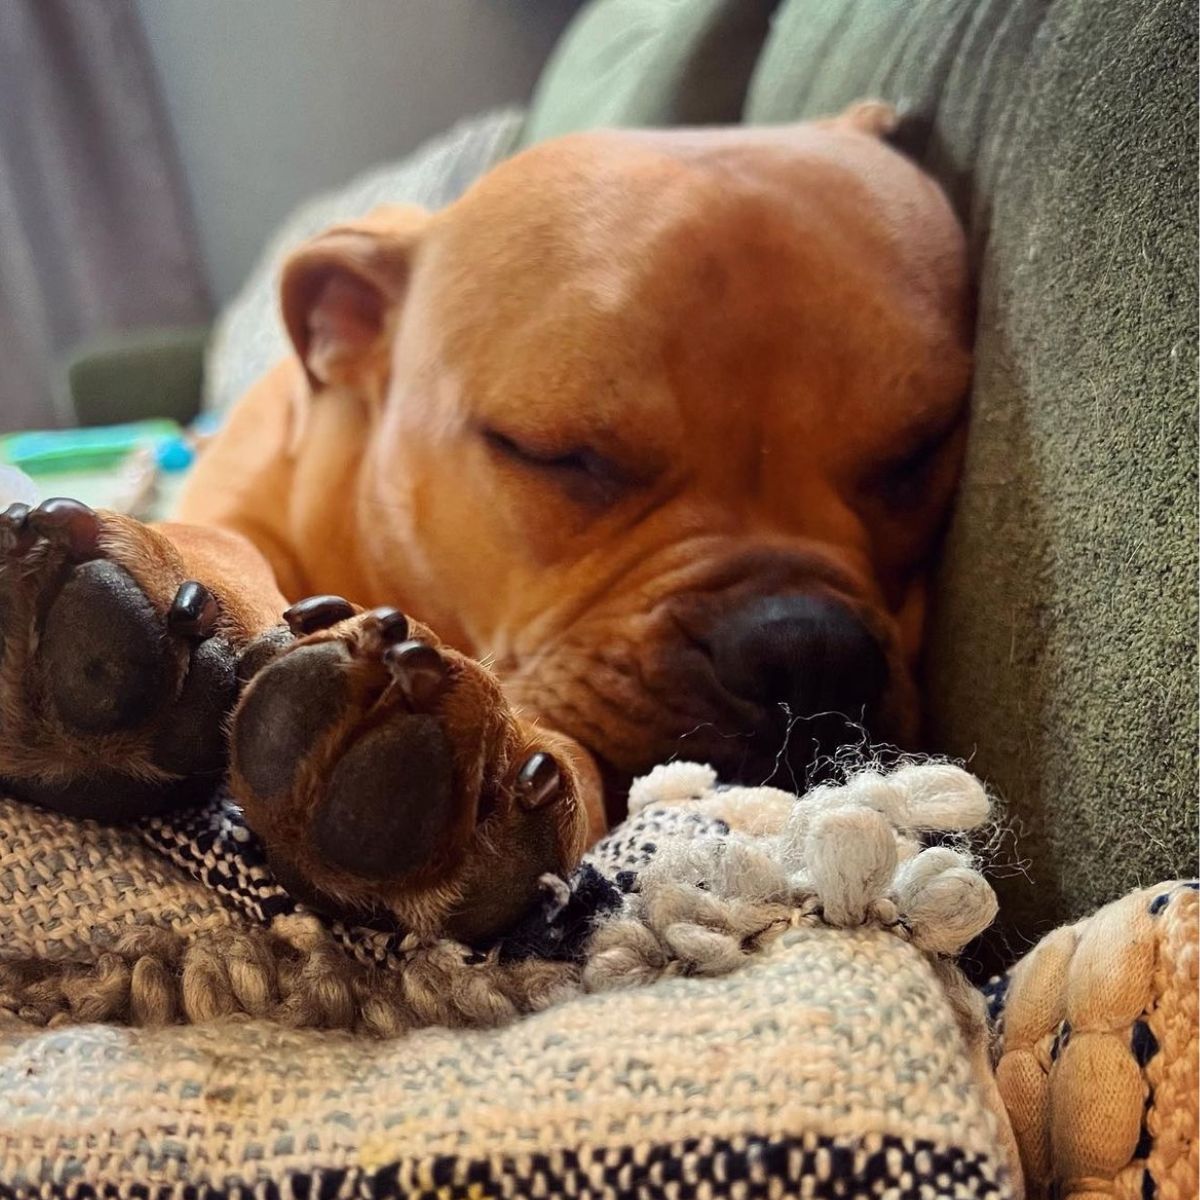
61, 326, 209, 428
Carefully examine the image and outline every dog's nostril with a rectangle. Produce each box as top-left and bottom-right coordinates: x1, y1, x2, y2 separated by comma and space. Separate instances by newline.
708, 594, 888, 722
385, 639, 448, 708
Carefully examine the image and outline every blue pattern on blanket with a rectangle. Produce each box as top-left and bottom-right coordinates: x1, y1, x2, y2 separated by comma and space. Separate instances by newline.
135, 789, 723, 967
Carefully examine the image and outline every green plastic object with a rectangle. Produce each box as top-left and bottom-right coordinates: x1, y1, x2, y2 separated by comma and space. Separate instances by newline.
0, 420, 182, 476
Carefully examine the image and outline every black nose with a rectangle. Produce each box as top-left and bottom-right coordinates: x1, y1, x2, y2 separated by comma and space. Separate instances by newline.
708, 594, 888, 723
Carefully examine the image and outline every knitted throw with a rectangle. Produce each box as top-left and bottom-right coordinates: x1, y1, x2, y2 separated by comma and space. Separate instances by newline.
0, 760, 1021, 1199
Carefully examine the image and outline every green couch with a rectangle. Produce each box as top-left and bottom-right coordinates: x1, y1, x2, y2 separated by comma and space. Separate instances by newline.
74, 0, 1197, 945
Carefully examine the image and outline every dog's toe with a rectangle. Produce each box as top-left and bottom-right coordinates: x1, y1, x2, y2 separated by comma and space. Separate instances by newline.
0, 502, 35, 554
229, 609, 589, 940
0, 501, 247, 817
514, 751, 563, 810
2, 496, 105, 560
385, 638, 448, 707
167, 580, 220, 639
25, 497, 103, 560
282, 593, 356, 635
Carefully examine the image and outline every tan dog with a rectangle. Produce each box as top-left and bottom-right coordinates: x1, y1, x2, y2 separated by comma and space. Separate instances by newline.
0, 103, 970, 942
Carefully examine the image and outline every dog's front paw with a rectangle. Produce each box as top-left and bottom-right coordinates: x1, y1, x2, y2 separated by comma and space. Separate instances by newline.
0, 499, 243, 818
229, 600, 591, 942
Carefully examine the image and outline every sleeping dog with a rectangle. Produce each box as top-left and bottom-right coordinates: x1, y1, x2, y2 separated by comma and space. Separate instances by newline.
0, 103, 971, 943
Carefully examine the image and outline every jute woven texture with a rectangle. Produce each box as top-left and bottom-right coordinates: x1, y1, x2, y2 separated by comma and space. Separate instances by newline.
0, 761, 1019, 1197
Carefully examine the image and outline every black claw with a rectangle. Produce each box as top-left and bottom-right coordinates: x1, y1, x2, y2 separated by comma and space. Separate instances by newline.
27, 497, 101, 560
167, 580, 219, 639
0, 503, 34, 554
0, 508, 28, 559
515, 752, 562, 810
283, 594, 355, 635
367, 606, 410, 644
384, 639, 448, 709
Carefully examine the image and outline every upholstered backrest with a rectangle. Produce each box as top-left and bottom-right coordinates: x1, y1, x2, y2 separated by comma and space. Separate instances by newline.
746, 0, 1197, 937
518, 0, 777, 145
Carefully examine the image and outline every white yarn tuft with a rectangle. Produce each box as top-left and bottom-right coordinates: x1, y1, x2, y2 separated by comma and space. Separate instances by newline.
805, 806, 898, 927
627, 762, 718, 813
894, 847, 999, 954
890, 763, 992, 832
595, 759, 999, 986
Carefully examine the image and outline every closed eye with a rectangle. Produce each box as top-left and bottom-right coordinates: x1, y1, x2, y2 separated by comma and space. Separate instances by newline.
482, 428, 629, 505
483, 428, 594, 472
869, 412, 965, 509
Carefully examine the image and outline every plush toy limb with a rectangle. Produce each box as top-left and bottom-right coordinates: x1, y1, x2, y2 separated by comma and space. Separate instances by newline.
989, 880, 1198, 1200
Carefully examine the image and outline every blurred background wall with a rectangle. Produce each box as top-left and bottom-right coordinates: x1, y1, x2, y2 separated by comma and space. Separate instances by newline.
135, 0, 579, 304
0, 0, 577, 430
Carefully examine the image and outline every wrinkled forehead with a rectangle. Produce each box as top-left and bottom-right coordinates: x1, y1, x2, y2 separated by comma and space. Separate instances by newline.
396, 129, 966, 433
426, 125, 963, 285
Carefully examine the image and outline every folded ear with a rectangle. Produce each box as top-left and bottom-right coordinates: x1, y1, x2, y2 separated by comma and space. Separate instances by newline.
826, 100, 899, 138
279, 204, 430, 392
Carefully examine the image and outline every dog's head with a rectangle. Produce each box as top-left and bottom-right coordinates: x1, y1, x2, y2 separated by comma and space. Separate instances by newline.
280, 105, 971, 801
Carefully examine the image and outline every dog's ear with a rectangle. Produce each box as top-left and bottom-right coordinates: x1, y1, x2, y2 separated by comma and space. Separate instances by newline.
280, 205, 430, 392
825, 100, 899, 139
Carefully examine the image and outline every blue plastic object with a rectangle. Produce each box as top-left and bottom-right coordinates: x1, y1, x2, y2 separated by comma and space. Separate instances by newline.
155, 437, 196, 473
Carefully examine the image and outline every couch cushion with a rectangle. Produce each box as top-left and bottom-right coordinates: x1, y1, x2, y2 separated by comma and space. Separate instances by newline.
519, 0, 778, 147
746, 0, 1198, 939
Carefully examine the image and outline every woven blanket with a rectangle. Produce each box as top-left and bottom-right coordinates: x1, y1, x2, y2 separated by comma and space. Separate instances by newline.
0, 761, 1021, 1198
